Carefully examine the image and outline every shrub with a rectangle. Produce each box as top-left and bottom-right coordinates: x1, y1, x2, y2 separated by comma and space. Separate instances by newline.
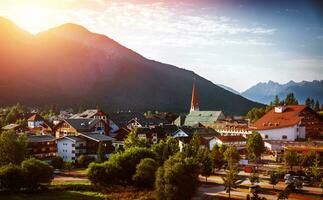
132, 158, 159, 188
87, 162, 120, 186
155, 153, 199, 200
21, 158, 54, 190
0, 164, 24, 191
108, 147, 157, 183
77, 155, 95, 168
50, 156, 64, 169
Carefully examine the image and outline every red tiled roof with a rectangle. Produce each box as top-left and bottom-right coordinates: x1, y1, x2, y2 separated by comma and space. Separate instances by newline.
250, 105, 306, 131
28, 114, 44, 121
216, 135, 246, 142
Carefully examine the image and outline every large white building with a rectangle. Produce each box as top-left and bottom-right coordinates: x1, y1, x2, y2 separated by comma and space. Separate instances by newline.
249, 105, 308, 141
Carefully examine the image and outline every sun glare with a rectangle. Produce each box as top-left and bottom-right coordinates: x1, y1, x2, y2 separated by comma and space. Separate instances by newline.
3, 2, 57, 34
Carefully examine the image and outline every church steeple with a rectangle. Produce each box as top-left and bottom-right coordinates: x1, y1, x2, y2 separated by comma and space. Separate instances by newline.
190, 79, 199, 112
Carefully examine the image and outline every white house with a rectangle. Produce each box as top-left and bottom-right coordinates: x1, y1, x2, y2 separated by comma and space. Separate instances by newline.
57, 136, 86, 163
249, 106, 307, 141
27, 114, 45, 129
209, 135, 246, 150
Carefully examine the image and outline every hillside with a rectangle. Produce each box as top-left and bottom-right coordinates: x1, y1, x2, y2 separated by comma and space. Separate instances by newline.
0, 17, 263, 115
242, 80, 323, 104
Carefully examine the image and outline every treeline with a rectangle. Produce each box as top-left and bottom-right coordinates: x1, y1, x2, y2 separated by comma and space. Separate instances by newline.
87, 130, 245, 199
246, 92, 322, 122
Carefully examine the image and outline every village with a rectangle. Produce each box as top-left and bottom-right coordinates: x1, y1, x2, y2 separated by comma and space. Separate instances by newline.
0, 80, 323, 200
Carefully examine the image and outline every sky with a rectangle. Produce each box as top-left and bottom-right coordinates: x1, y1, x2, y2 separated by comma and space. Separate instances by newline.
0, 0, 322, 92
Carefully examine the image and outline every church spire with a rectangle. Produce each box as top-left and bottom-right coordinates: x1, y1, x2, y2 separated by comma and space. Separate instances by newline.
190, 79, 199, 112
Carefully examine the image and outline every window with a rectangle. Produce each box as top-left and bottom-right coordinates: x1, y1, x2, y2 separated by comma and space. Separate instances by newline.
282, 135, 287, 139
265, 135, 268, 139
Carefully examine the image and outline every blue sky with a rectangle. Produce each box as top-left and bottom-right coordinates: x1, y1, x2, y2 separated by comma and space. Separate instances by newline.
1, 0, 322, 92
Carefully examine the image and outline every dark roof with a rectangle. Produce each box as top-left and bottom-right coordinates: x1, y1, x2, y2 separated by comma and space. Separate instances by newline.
27, 135, 56, 143
110, 111, 169, 128
64, 118, 101, 132
28, 114, 44, 121
79, 133, 114, 142
70, 109, 107, 119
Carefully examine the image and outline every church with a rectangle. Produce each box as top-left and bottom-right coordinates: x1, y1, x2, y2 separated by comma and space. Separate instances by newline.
174, 79, 225, 127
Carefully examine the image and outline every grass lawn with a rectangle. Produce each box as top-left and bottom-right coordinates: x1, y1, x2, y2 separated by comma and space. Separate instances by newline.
0, 191, 105, 200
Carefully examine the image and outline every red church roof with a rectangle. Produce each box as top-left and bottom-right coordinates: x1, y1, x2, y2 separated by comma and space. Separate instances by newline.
190, 79, 199, 111
250, 105, 307, 131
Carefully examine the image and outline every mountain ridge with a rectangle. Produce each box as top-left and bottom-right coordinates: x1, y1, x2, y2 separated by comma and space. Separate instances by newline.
0, 17, 263, 115
242, 80, 323, 104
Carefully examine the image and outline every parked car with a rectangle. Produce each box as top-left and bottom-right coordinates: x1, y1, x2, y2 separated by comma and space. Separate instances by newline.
54, 169, 61, 175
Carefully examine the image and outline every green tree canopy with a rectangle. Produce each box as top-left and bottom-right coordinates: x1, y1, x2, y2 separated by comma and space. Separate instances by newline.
124, 129, 150, 149
247, 131, 265, 162
132, 158, 159, 188
224, 145, 240, 166
0, 130, 27, 166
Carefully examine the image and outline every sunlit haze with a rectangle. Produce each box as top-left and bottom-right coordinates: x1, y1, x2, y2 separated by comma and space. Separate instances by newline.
1, 0, 322, 92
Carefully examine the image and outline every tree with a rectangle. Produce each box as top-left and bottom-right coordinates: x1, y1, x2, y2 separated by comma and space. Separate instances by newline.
197, 148, 213, 182
301, 151, 316, 169
210, 145, 225, 170
269, 172, 279, 189
124, 129, 150, 149
309, 159, 321, 183
21, 158, 54, 190
107, 147, 157, 183
132, 158, 159, 188
50, 156, 64, 169
222, 163, 240, 199
0, 130, 27, 166
285, 92, 298, 105
97, 142, 106, 163
310, 99, 315, 109
155, 154, 199, 200
87, 162, 120, 186
273, 95, 281, 106
152, 137, 179, 165
305, 97, 312, 108
0, 164, 24, 191
284, 151, 300, 170
77, 155, 95, 168
249, 172, 260, 185
224, 145, 240, 166
64, 161, 73, 174
314, 100, 320, 112
247, 131, 265, 162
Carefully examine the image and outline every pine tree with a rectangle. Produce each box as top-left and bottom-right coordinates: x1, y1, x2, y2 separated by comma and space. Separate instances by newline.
314, 100, 320, 111
305, 97, 312, 107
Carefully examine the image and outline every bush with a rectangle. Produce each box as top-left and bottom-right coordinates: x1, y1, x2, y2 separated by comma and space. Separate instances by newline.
50, 156, 64, 169
132, 158, 159, 188
87, 147, 157, 186
77, 155, 95, 168
0, 164, 24, 191
87, 162, 120, 186
108, 147, 157, 183
21, 158, 54, 190
155, 153, 199, 200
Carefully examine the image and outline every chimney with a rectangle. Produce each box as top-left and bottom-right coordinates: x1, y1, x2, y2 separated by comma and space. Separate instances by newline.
275, 106, 286, 113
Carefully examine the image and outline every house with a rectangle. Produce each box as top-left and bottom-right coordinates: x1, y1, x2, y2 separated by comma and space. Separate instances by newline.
27, 114, 45, 128
1, 123, 28, 133
70, 109, 108, 122
57, 133, 114, 163
249, 105, 323, 141
210, 135, 246, 150
57, 136, 86, 163
54, 118, 110, 138
135, 126, 168, 144
172, 127, 219, 150
112, 127, 131, 150
27, 135, 57, 159
173, 80, 225, 127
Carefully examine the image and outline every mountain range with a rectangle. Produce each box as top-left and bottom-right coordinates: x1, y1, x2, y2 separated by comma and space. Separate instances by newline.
241, 80, 323, 104
0, 17, 262, 115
